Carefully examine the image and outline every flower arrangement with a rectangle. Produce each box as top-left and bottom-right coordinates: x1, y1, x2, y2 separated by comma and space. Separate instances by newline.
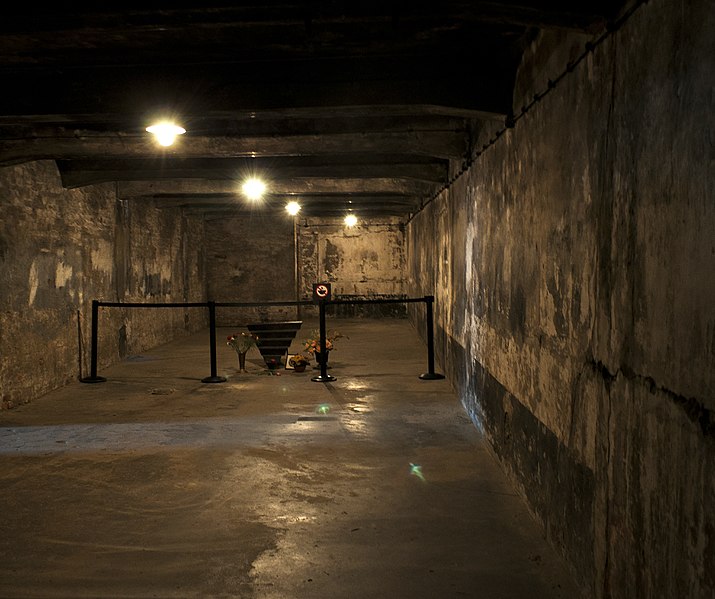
303, 329, 344, 355
288, 354, 310, 368
227, 332, 259, 354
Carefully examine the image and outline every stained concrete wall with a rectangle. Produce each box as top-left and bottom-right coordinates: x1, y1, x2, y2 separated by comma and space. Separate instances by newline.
298, 217, 407, 318
407, 0, 714, 597
204, 212, 298, 325
0, 161, 206, 409
204, 215, 407, 324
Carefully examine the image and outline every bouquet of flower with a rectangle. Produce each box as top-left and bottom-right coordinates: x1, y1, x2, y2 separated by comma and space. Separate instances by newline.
303, 329, 344, 355
227, 332, 259, 354
288, 354, 310, 367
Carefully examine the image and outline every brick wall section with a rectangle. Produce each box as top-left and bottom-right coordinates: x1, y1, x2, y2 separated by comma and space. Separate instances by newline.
407, 0, 715, 596
0, 161, 206, 408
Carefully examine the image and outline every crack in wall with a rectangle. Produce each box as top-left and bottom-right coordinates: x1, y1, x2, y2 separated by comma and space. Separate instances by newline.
587, 359, 714, 438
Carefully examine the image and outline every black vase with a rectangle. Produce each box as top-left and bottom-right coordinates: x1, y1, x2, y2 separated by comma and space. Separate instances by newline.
314, 350, 330, 365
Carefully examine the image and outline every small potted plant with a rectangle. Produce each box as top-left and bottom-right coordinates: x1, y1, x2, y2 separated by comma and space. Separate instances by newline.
288, 354, 310, 372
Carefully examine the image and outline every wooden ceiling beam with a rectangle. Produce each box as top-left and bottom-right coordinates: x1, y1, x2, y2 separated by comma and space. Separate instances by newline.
0, 131, 468, 166
59, 164, 448, 188
0, 3, 620, 44
0, 2, 626, 218
190, 204, 418, 218
150, 194, 418, 205
116, 178, 438, 198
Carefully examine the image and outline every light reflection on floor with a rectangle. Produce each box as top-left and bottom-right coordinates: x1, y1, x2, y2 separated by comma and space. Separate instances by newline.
0, 416, 297, 455
343, 379, 368, 391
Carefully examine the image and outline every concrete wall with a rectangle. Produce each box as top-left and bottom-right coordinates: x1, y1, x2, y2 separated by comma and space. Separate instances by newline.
204, 214, 407, 323
0, 161, 206, 409
406, 0, 715, 597
0, 168, 408, 406
298, 217, 407, 318
205, 212, 298, 325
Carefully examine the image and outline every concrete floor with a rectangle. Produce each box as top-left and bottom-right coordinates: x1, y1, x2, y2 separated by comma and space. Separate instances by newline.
0, 318, 581, 598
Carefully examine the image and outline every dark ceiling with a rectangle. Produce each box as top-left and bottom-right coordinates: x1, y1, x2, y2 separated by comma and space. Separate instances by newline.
0, 1, 624, 219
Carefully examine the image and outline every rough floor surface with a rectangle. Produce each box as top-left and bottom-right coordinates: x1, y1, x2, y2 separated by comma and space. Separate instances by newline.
0, 318, 581, 598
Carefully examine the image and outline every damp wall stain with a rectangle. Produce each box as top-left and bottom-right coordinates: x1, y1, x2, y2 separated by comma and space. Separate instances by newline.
297, 218, 407, 317
0, 161, 207, 409
406, 2, 715, 597
202, 216, 406, 323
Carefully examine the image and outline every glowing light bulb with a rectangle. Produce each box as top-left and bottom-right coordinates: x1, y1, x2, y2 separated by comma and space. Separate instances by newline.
285, 201, 301, 216
145, 122, 186, 147
242, 178, 266, 200
344, 213, 358, 227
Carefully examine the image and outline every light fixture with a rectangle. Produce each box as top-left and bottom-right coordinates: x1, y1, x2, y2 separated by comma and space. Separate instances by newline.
285, 201, 301, 216
242, 177, 267, 201
145, 121, 186, 147
344, 213, 358, 227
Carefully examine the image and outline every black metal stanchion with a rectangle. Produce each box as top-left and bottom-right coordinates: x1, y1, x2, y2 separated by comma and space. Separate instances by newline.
311, 299, 336, 383
80, 299, 107, 383
202, 300, 227, 383
420, 295, 445, 380
76, 309, 83, 380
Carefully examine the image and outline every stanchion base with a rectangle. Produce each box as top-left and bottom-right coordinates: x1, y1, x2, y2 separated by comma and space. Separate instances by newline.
419, 372, 445, 380
80, 376, 107, 384
311, 375, 337, 383
201, 376, 227, 384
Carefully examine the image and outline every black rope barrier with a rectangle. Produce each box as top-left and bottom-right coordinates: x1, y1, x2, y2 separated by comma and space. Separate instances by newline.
97, 302, 209, 308
313, 295, 444, 382
79, 295, 444, 384
217, 300, 313, 308
326, 297, 427, 304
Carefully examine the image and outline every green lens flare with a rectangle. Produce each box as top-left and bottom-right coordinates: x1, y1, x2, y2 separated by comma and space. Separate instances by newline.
410, 463, 426, 482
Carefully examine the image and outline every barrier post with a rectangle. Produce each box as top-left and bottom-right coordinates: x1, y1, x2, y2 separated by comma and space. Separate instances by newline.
420, 295, 445, 380
202, 300, 227, 383
80, 299, 107, 383
311, 299, 336, 383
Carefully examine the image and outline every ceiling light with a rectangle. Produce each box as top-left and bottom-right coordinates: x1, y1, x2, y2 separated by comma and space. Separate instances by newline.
242, 177, 267, 200
145, 121, 186, 147
285, 201, 301, 216
344, 214, 358, 227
